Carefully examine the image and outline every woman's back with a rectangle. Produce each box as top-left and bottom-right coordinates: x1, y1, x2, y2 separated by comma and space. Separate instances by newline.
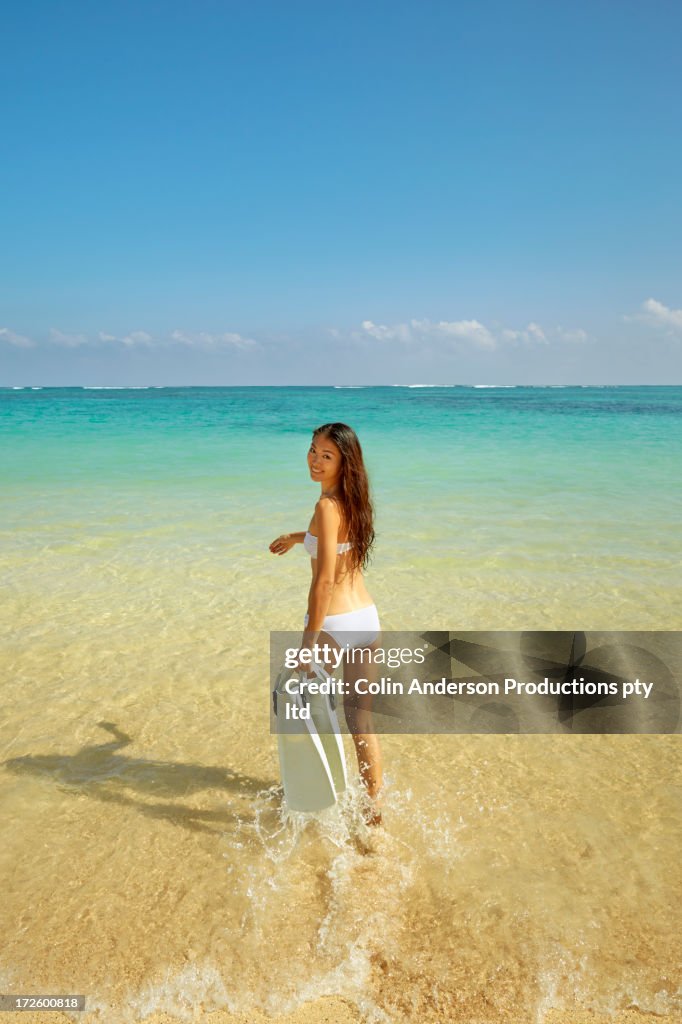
305, 503, 374, 614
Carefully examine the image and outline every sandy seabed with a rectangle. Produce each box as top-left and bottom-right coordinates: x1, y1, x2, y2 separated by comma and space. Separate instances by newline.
2, 1003, 680, 1024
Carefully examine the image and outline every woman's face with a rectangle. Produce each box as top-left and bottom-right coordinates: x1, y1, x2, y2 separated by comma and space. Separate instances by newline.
307, 433, 342, 488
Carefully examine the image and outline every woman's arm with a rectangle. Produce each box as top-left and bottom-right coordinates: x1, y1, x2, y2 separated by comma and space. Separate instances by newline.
301, 498, 339, 649
269, 531, 306, 555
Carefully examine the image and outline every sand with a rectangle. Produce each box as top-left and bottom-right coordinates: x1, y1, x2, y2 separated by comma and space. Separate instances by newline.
2, 999, 680, 1024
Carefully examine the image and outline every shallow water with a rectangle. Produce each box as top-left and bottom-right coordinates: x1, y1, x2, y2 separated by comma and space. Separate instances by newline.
1, 387, 680, 1021
2, 729, 680, 1022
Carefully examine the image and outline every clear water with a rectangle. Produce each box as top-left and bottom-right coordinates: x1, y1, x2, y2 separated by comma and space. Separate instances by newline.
1, 386, 680, 1023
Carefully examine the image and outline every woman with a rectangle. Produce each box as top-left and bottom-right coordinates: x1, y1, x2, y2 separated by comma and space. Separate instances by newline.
269, 422, 383, 825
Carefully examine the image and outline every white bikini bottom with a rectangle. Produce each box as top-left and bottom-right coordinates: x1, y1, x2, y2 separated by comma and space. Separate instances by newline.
304, 603, 381, 650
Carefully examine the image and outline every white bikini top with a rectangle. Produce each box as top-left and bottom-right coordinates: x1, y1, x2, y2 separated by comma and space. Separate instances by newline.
303, 531, 352, 558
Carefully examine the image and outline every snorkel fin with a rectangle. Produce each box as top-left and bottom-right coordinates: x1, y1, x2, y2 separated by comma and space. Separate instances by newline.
273, 661, 347, 812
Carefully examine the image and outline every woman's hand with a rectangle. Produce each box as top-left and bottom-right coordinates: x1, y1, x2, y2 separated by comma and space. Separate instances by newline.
269, 533, 297, 555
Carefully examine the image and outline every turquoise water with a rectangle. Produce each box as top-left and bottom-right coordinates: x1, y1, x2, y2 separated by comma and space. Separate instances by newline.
2, 385, 681, 629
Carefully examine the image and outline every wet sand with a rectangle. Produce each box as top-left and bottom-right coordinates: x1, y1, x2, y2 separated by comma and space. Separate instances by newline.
3, 1003, 680, 1024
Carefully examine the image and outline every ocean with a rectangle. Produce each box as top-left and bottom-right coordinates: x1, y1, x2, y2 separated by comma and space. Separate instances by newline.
1, 385, 680, 1023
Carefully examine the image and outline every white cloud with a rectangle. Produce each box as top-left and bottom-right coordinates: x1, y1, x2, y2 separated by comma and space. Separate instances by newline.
361, 317, 495, 348
170, 330, 257, 350
0, 327, 35, 348
123, 331, 153, 347
49, 327, 89, 347
26, 327, 259, 350
527, 322, 546, 342
361, 320, 412, 342
49, 329, 155, 348
96, 330, 153, 346
500, 323, 549, 345
641, 298, 682, 332
359, 316, 585, 350
413, 318, 497, 349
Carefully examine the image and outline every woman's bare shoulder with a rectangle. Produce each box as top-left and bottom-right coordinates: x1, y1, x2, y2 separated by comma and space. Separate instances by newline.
315, 495, 343, 516
313, 496, 343, 531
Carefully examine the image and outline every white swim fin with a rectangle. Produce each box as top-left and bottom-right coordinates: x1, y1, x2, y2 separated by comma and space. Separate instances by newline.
305, 662, 347, 798
273, 663, 347, 813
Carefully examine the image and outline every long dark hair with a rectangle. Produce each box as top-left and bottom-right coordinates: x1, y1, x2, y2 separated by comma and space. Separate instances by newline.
312, 422, 375, 573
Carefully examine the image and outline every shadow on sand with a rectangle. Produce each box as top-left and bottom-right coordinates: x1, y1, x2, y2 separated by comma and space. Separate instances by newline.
3, 721, 276, 835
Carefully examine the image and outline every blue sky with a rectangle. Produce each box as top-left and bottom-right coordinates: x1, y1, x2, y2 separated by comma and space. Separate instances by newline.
2, 0, 681, 384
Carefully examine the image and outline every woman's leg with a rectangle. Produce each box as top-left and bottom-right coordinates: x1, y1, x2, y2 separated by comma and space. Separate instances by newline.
343, 640, 383, 825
